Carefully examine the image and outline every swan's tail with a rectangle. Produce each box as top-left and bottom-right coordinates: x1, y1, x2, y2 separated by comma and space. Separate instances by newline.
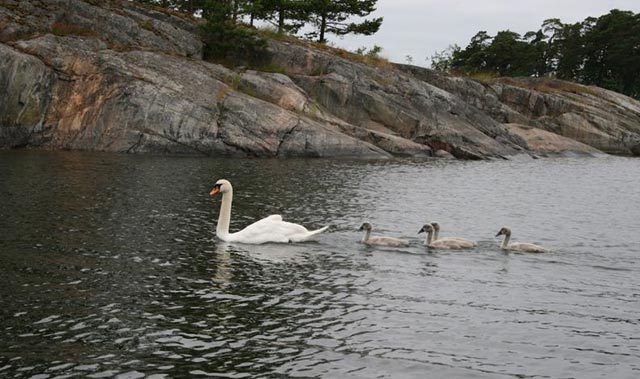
288, 225, 329, 242
301, 225, 329, 241
309, 225, 329, 235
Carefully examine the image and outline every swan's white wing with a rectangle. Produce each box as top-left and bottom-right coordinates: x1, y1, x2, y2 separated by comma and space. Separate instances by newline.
228, 215, 311, 244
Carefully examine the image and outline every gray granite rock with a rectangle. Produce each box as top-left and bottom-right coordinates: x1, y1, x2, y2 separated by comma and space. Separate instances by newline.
1, 0, 639, 158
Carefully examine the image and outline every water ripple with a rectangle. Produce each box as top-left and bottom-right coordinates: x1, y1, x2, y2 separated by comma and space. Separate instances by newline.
1, 152, 640, 378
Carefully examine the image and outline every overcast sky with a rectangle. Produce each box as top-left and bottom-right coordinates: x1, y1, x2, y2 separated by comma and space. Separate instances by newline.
333, 0, 640, 67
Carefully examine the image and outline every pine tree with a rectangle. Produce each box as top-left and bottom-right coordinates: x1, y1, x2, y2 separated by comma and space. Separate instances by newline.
304, 0, 382, 43
200, 0, 266, 66
257, 0, 308, 34
445, 9, 640, 99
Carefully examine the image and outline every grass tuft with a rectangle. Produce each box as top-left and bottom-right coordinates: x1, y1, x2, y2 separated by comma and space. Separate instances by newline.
139, 19, 161, 36
51, 21, 98, 37
496, 77, 600, 97
253, 26, 393, 70
260, 62, 288, 75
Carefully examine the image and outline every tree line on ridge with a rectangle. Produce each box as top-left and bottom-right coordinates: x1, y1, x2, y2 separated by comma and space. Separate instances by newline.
133, 0, 382, 42
131, 2, 639, 99
431, 9, 640, 99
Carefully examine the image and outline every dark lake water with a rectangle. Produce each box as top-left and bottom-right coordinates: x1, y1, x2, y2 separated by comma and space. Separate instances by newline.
1, 151, 639, 379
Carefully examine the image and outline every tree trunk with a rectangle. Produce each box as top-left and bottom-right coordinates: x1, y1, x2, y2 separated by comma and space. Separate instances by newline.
319, 13, 326, 43
278, 8, 285, 34
232, 0, 239, 23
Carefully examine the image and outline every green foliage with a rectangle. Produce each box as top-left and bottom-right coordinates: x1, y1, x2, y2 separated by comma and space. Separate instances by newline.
444, 9, 640, 99
342, 44, 390, 68
254, 0, 308, 34
430, 44, 460, 72
260, 62, 288, 74
353, 46, 367, 55
304, 0, 383, 43
199, 0, 267, 66
354, 45, 382, 58
581, 10, 640, 97
131, 0, 208, 14
133, 0, 384, 51
224, 72, 242, 89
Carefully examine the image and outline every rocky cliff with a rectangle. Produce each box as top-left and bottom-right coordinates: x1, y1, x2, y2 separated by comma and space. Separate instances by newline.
2, 0, 639, 158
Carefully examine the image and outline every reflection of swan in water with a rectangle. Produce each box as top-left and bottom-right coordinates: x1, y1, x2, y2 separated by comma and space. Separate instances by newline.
495, 227, 547, 253
430, 222, 476, 249
210, 179, 328, 244
418, 224, 474, 250
212, 243, 234, 284
215, 241, 315, 265
359, 222, 409, 247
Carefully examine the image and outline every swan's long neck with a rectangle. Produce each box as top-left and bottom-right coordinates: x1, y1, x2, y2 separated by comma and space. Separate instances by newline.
361, 229, 371, 243
424, 229, 433, 245
216, 190, 233, 238
501, 233, 511, 249
433, 228, 439, 241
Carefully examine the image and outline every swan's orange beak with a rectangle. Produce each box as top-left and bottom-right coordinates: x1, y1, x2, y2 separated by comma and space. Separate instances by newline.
209, 187, 220, 196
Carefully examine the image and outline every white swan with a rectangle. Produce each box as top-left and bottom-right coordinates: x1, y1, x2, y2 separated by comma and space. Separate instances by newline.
418, 223, 474, 249
359, 222, 409, 247
495, 227, 547, 253
430, 222, 476, 249
209, 179, 329, 244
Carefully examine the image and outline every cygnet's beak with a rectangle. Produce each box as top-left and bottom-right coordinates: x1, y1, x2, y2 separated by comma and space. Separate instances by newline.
495, 231, 502, 237
209, 187, 220, 196
417, 227, 425, 234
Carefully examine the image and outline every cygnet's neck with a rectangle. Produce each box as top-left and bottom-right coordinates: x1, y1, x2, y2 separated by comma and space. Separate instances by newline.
424, 229, 434, 245
501, 232, 511, 248
361, 228, 371, 243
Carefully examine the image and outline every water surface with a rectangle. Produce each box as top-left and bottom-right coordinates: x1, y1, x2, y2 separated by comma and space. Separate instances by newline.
1, 151, 639, 378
